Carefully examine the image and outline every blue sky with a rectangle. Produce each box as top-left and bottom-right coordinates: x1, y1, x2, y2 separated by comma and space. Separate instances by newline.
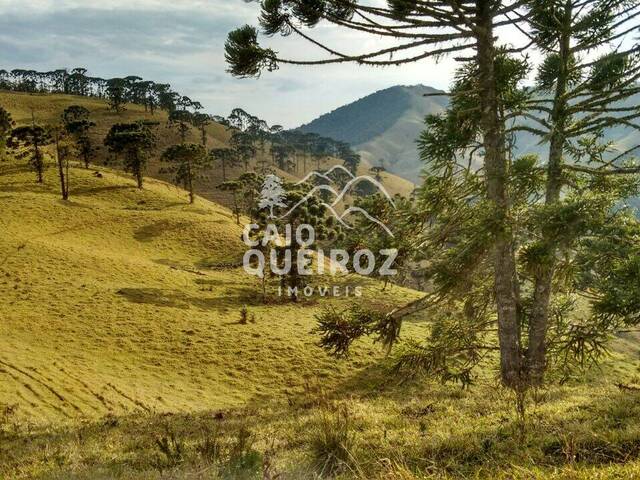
0, 0, 458, 127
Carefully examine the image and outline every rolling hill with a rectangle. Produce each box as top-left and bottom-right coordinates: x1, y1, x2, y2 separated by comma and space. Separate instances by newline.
3, 137, 640, 480
299, 85, 448, 181
0, 159, 422, 423
3, 92, 640, 480
0, 91, 415, 208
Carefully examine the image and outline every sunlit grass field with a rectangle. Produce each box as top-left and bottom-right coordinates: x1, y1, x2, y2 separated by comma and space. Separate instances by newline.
2, 93, 640, 479
0, 160, 423, 424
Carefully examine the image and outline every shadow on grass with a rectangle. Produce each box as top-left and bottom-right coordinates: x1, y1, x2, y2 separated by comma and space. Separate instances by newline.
133, 220, 189, 242
4, 381, 640, 479
0, 182, 51, 194
71, 184, 133, 196
115, 286, 264, 311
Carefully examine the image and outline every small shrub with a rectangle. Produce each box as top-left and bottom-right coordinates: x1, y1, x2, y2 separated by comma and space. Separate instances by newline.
224, 424, 262, 479
197, 426, 223, 464
0, 403, 18, 433
311, 403, 356, 477
196, 420, 262, 479
240, 306, 249, 325
154, 426, 184, 470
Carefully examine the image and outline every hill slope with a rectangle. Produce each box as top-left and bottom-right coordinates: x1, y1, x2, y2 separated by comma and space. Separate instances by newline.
0, 91, 415, 205
0, 160, 421, 423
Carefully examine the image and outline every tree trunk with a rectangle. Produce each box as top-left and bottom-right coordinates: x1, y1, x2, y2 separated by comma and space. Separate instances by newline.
65, 150, 70, 196
527, 2, 572, 385
233, 193, 240, 225
56, 136, 68, 200
187, 159, 194, 204
476, 0, 522, 389
135, 162, 143, 189
34, 143, 43, 183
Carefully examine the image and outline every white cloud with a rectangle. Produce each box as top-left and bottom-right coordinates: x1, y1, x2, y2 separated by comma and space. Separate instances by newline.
0, 1, 494, 127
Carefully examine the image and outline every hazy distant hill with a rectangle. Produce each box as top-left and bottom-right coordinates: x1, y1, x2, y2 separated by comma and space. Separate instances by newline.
299, 85, 448, 181
300, 84, 640, 183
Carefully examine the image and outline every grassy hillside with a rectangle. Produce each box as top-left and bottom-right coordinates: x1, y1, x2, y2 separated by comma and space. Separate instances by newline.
300, 85, 448, 181
0, 91, 415, 205
3, 93, 640, 480
0, 160, 422, 424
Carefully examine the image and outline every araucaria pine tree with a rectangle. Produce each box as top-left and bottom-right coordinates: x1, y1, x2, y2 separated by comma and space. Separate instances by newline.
161, 143, 211, 204
217, 180, 243, 225
0, 106, 15, 161
227, 0, 640, 396
8, 124, 53, 183
104, 121, 157, 189
226, 0, 533, 389
106, 78, 127, 113
209, 147, 238, 181
62, 105, 95, 169
50, 125, 72, 201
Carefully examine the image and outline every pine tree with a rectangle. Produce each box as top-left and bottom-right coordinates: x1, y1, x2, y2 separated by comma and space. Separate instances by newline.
520, 0, 640, 384
225, 0, 531, 388
106, 78, 127, 113
51, 125, 71, 201
0, 106, 14, 161
169, 110, 193, 144
161, 143, 211, 204
218, 180, 243, 224
104, 121, 157, 188
62, 105, 95, 169
317, 1, 640, 397
191, 112, 211, 147
209, 147, 239, 181
7, 124, 53, 183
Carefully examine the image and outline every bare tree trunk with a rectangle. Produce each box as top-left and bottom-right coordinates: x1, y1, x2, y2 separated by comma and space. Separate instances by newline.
528, 2, 572, 385
476, 0, 522, 389
65, 149, 70, 196
233, 193, 240, 225
35, 143, 43, 183
56, 134, 68, 200
187, 159, 194, 204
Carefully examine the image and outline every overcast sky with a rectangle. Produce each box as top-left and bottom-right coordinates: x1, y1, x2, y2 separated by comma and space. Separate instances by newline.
0, 0, 462, 127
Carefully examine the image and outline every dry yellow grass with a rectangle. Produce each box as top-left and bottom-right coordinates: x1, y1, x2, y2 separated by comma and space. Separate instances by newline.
3, 92, 640, 480
0, 158, 422, 424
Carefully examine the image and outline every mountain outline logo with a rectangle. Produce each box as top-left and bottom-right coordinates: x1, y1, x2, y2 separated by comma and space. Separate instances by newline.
259, 166, 396, 237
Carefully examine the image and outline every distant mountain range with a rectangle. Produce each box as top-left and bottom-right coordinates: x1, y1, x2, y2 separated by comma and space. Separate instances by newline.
299, 84, 640, 183
299, 85, 448, 181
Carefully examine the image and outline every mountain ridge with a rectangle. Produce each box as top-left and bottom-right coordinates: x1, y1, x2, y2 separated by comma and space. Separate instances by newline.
298, 84, 448, 181
299, 84, 640, 183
